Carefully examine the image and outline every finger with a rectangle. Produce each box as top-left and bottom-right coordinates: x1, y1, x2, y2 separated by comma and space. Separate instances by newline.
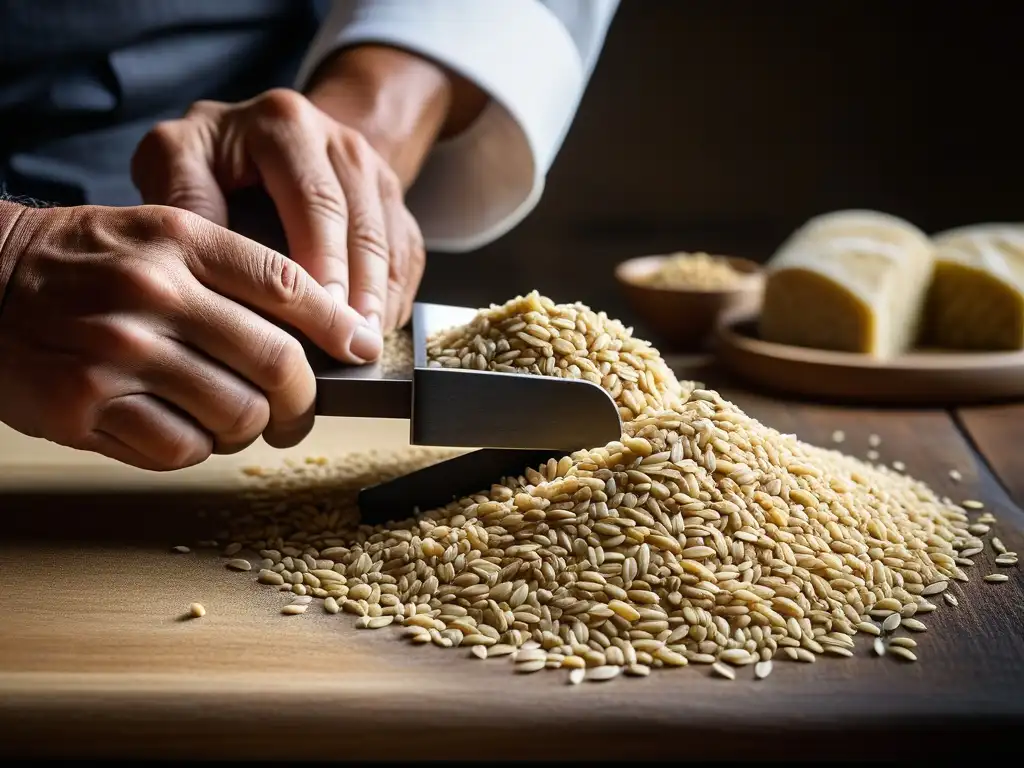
399, 208, 426, 329
139, 335, 270, 455
176, 284, 318, 448
246, 124, 350, 295
181, 224, 383, 364
379, 182, 409, 333
330, 139, 390, 333
131, 118, 229, 227
82, 432, 177, 472
94, 393, 212, 471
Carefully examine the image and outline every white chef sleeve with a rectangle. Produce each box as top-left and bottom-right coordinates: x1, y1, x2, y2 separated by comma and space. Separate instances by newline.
295, 0, 620, 252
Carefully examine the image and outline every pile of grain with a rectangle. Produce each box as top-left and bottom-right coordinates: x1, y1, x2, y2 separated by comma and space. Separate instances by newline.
640, 252, 744, 291
426, 291, 689, 421
200, 293, 1012, 682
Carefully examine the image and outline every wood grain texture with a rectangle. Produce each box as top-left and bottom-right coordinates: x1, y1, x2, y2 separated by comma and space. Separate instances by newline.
957, 404, 1024, 508
1, 393, 1023, 759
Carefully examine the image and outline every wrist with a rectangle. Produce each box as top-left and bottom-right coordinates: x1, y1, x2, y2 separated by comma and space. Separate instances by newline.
0, 201, 30, 314
305, 45, 486, 189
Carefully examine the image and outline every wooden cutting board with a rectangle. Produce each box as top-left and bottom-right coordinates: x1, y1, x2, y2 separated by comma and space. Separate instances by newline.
1, 396, 1023, 760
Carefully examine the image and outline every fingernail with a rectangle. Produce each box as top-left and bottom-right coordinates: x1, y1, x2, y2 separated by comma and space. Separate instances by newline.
350, 324, 383, 363
366, 312, 382, 334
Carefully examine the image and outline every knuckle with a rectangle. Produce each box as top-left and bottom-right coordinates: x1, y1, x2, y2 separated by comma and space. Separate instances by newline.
256, 332, 308, 394
112, 259, 184, 312
377, 170, 403, 204
256, 88, 312, 123
51, 365, 106, 443
260, 250, 308, 306
130, 123, 183, 187
98, 321, 157, 364
350, 213, 390, 264
155, 205, 202, 243
184, 99, 224, 119
137, 122, 183, 158
223, 392, 270, 443
299, 178, 348, 222
161, 429, 211, 471
336, 129, 375, 169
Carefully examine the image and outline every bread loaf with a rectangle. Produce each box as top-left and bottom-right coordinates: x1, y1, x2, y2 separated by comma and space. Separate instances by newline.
758, 210, 935, 357
922, 224, 1024, 351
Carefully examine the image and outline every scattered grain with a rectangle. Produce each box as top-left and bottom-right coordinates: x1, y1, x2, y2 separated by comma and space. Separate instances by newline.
921, 581, 948, 596
831, 430, 845, 443
172, 545, 191, 554
984, 574, 1010, 583
962, 500, 984, 510
873, 637, 885, 656
889, 637, 917, 649
515, 658, 546, 674
992, 538, 1007, 555
711, 662, 736, 680
948, 469, 962, 482
568, 667, 586, 685
188, 602, 205, 618
281, 604, 307, 615
754, 660, 773, 679
887, 646, 918, 662
226, 559, 251, 572
902, 618, 927, 632
587, 665, 622, 682
856, 621, 881, 636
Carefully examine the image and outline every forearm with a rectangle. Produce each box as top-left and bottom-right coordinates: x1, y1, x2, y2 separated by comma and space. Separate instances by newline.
304, 45, 487, 190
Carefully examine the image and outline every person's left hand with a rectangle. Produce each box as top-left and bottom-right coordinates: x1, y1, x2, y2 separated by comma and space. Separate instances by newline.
130, 88, 426, 344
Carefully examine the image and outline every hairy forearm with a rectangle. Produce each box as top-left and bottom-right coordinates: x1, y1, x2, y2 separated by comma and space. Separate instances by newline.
305, 45, 488, 190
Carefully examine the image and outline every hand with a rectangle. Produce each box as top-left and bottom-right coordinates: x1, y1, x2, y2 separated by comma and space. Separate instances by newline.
130, 88, 426, 338
0, 203, 374, 471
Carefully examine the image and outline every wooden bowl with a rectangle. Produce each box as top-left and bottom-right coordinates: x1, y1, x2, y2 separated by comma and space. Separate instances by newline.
615, 254, 765, 351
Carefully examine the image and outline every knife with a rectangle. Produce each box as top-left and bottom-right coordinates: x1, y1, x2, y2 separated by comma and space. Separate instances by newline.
227, 188, 623, 523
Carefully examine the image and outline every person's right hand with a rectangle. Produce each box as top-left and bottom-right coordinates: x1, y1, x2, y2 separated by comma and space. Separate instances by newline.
0, 202, 380, 471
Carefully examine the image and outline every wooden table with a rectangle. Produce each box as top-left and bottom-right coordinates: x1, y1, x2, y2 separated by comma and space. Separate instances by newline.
1, 359, 1022, 760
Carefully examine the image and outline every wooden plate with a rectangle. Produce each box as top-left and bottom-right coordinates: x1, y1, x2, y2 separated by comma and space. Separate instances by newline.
715, 316, 1024, 406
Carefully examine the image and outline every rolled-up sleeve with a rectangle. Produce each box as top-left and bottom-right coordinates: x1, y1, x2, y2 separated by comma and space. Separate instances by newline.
296, 0, 620, 252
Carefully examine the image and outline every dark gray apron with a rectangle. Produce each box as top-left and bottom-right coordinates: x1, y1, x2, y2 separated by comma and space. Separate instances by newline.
0, 0, 324, 207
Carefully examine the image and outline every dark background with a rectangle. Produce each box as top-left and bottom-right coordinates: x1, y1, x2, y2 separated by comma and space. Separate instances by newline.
417, 0, 1021, 342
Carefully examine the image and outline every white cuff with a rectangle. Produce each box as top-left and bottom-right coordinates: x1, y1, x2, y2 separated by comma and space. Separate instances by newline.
296, 0, 614, 253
